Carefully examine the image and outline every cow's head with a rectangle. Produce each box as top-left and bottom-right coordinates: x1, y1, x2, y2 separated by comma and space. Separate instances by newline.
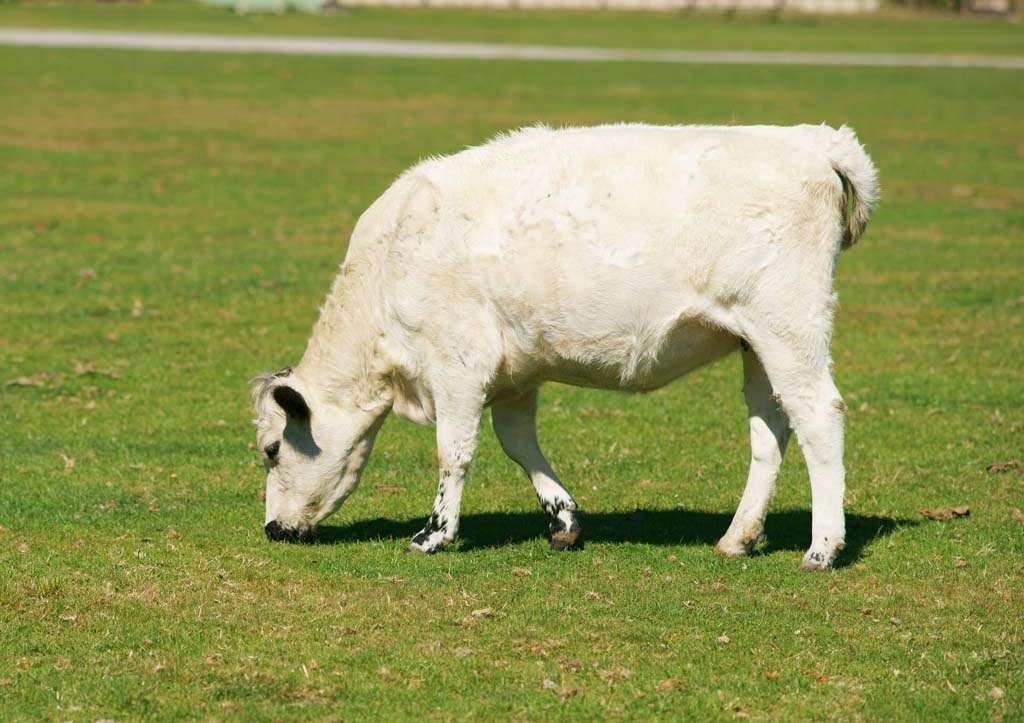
251, 368, 385, 542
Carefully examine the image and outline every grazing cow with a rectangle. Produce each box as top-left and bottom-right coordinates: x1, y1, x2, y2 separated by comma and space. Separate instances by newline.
252, 123, 878, 571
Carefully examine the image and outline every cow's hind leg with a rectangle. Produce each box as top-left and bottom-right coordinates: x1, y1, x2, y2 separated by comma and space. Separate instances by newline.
747, 333, 847, 571
716, 344, 792, 557
491, 389, 580, 550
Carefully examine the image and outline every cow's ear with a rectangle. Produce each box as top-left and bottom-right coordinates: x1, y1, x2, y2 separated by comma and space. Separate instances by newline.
273, 385, 311, 422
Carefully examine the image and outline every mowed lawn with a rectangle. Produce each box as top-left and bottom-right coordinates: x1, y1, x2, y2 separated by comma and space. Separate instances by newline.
1, 9, 1023, 722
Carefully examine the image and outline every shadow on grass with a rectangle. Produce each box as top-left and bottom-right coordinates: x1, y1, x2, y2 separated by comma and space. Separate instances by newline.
315, 508, 914, 568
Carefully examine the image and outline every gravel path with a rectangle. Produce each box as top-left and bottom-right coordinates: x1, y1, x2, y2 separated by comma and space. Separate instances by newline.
1, 28, 1021, 69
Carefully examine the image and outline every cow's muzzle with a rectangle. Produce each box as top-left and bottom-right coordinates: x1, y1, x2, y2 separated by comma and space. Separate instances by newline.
265, 520, 313, 543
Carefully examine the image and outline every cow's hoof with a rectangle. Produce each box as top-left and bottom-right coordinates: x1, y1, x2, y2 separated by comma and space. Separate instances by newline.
714, 531, 765, 557
408, 529, 450, 554
798, 550, 834, 572
550, 512, 581, 551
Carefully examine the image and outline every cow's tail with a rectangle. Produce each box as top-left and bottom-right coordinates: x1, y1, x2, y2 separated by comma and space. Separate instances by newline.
826, 125, 879, 250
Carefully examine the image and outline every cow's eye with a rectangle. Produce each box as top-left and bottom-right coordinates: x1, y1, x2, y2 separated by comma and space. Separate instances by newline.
265, 441, 281, 460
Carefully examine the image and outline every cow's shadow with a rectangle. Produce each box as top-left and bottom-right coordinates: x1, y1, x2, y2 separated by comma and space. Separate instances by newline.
314, 508, 912, 568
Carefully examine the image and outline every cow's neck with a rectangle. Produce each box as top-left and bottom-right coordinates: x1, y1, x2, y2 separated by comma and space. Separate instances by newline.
296, 263, 388, 412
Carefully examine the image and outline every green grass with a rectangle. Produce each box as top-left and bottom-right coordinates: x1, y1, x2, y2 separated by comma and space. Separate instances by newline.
1, 11, 1023, 723
1, 2, 1023, 56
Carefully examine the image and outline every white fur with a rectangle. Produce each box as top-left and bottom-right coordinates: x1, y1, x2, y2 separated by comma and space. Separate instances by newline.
253, 123, 878, 569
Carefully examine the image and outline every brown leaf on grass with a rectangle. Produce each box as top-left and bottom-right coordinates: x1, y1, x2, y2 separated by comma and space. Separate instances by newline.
471, 608, 493, 618
385, 575, 406, 584
559, 657, 582, 672
597, 668, 632, 685
919, 506, 970, 521
710, 581, 728, 591
453, 647, 472, 658
815, 673, 830, 682
559, 687, 579, 699
1012, 509, 1024, 522
986, 460, 1022, 474
0, 679, 11, 686
511, 567, 531, 577
73, 361, 121, 379
716, 635, 731, 644
378, 666, 393, 683
989, 686, 1005, 700
6, 376, 42, 387
375, 485, 406, 494
61, 454, 75, 473
657, 678, 682, 691
167, 528, 179, 539
584, 591, 600, 600
765, 671, 779, 680
542, 679, 557, 690
76, 268, 97, 289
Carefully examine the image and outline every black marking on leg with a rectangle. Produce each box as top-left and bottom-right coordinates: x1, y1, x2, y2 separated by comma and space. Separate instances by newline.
410, 510, 451, 551
540, 497, 575, 518
740, 339, 750, 352
807, 551, 825, 564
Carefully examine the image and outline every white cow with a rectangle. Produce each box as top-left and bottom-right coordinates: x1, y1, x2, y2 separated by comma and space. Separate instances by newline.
253, 123, 878, 571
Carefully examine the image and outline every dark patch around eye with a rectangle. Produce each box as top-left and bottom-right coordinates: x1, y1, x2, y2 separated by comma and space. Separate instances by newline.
265, 441, 281, 460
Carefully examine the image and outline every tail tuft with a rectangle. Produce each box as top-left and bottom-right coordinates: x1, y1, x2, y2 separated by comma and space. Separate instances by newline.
827, 125, 879, 249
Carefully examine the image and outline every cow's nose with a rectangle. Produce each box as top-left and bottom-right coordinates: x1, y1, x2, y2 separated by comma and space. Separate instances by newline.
265, 520, 297, 543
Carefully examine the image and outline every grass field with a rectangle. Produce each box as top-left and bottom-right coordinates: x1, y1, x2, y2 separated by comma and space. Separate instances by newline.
2, 5, 1023, 722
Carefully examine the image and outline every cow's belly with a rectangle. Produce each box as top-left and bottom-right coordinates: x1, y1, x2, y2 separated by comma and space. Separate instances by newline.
539, 319, 741, 393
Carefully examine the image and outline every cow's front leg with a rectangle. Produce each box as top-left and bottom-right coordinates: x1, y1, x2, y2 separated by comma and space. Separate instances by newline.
408, 396, 482, 554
